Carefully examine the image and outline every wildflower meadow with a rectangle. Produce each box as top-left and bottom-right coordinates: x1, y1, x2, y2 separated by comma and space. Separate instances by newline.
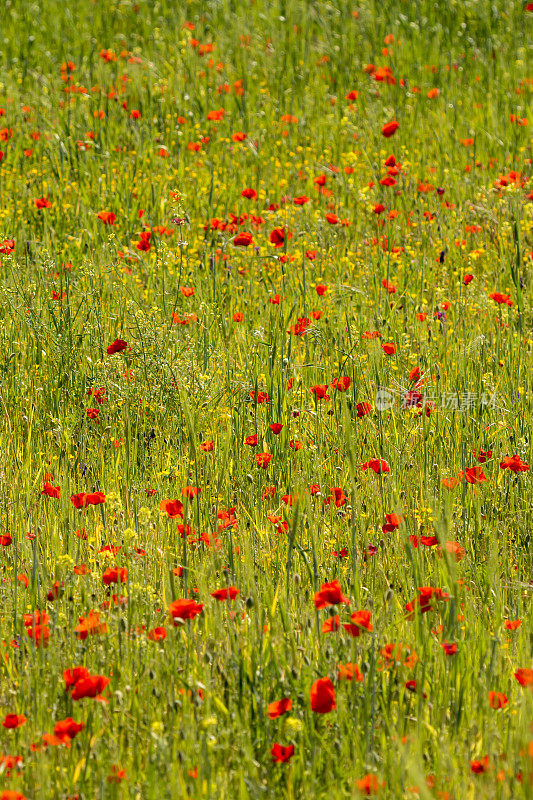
0, 0, 533, 797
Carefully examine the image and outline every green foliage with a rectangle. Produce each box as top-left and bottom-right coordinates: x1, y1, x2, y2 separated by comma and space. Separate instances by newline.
0, 0, 532, 798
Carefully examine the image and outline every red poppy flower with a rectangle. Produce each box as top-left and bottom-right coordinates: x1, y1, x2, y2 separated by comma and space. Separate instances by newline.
514, 668, 533, 687
464, 274, 473, 285
441, 642, 457, 656
256, 452, 272, 468
98, 544, 120, 556
70, 492, 106, 509
309, 677, 336, 714
206, 108, 225, 121
173, 312, 198, 326
241, 188, 257, 199
181, 486, 200, 499
268, 515, 288, 534
250, 390, 269, 403
361, 459, 390, 474
106, 339, 128, 354
107, 765, 127, 784
233, 312, 244, 322
381, 120, 399, 137
211, 586, 240, 601
500, 455, 529, 473
381, 279, 396, 293
269, 423, 283, 434
269, 227, 292, 247
463, 466, 486, 484
442, 477, 460, 489
332, 547, 348, 559
53, 718, 85, 743
405, 586, 449, 618
330, 376, 350, 392
233, 232, 253, 246
326, 487, 345, 509
356, 402, 372, 417
63, 666, 90, 690
74, 610, 107, 640
200, 440, 213, 451
158, 499, 184, 519
321, 615, 340, 633
405, 679, 426, 698
356, 773, 383, 795
270, 743, 295, 763
489, 292, 513, 306
314, 579, 349, 609
416, 535, 438, 547
504, 619, 521, 631
46, 580, 62, 601
0, 238, 15, 255
310, 384, 330, 401
470, 756, 490, 774
23, 611, 49, 631
288, 317, 311, 336
382, 342, 396, 355
488, 691, 508, 709
338, 663, 363, 682
267, 698, 292, 719
382, 513, 402, 532
147, 627, 167, 641
168, 599, 204, 624
102, 567, 127, 586
177, 523, 196, 539
245, 434, 258, 447
343, 610, 372, 637
2, 715, 27, 729
97, 211, 116, 225
70, 674, 110, 701
439, 541, 465, 561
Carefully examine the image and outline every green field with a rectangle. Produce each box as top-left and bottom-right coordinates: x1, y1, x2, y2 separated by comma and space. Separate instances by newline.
0, 1, 532, 797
